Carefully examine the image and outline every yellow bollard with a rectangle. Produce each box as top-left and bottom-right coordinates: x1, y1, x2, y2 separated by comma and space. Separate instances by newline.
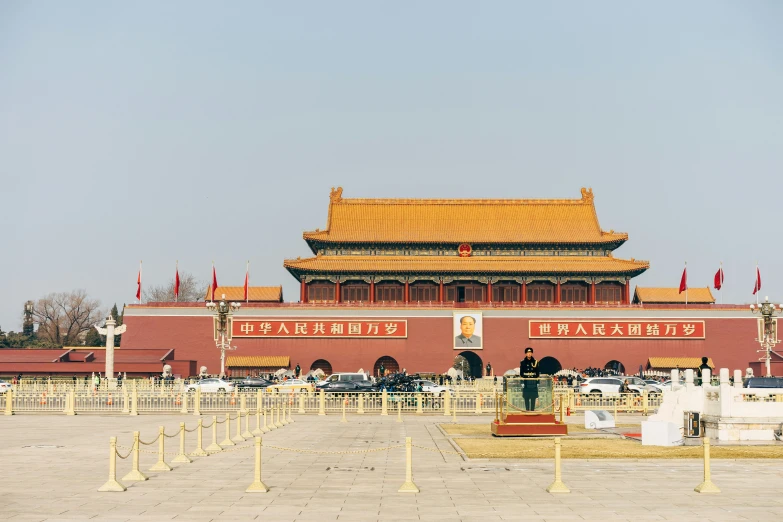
173, 422, 192, 463
193, 388, 201, 416
263, 408, 272, 432
287, 397, 294, 423
357, 393, 364, 414
299, 392, 306, 414
233, 411, 246, 442
122, 390, 130, 414
206, 416, 223, 453
245, 437, 270, 493
381, 389, 388, 416
149, 426, 172, 472
130, 388, 138, 416
242, 410, 253, 438
416, 393, 423, 414
5, 389, 13, 416
180, 391, 188, 414
341, 398, 348, 423
252, 409, 263, 436
190, 419, 209, 457
122, 431, 149, 481
398, 436, 420, 493
220, 413, 235, 447
694, 438, 721, 493
396, 400, 402, 423
546, 438, 570, 493
240, 394, 248, 414
66, 390, 76, 416
475, 393, 482, 414
274, 403, 283, 428
267, 407, 277, 431
280, 400, 289, 426
443, 391, 450, 416
318, 389, 326, 416
98, 437, 127, 492
452, 399, 457, 423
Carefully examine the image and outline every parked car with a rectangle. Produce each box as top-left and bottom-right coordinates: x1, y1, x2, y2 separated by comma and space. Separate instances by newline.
265, 379, 313, 394
316, 372, 369, 386
319, 381, 363, 392
411, 379, 452, 397
186, 378, 235, 393
0, 379, 10, 393
744, 377, 783, 389
578, 376, 659, 396
236, 377, 273, 390
658, 380, 685, 390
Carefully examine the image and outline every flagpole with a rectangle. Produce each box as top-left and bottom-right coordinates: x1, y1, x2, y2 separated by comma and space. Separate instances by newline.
756, 262, 759, 305
246, 260, 250, 304
685, 261, 688, 307
720, 261, 723, 305
138, 260, 142, 303
175, 260, 178, 303
211, 261, 215, 302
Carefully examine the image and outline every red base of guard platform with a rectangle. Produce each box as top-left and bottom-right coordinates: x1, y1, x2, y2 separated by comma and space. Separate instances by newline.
491, 413, 569, 437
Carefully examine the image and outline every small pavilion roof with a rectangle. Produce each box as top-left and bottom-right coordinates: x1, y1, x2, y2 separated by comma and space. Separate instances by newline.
205, 286, 283, 302
633, 287, 715, 304
647, 357, 715, 370
303, 187, 628, 246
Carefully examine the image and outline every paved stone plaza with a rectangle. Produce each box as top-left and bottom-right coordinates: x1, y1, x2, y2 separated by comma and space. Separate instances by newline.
1, 413, 782, 521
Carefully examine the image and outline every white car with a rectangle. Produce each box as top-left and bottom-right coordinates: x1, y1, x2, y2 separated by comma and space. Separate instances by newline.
265, 379, 313, 394
186, 378, 235, 393
578, 376, 658, 396
0, 380, 10, 393
412, 379, 453, 397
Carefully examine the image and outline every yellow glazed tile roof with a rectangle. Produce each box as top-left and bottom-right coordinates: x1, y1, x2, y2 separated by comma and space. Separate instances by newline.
303, 187, 627, 245
205, 286, 283, 302
226, 356, 290, 368
284, 255, 649, 275
647, 357, 714, 369
633, 287, 715, 304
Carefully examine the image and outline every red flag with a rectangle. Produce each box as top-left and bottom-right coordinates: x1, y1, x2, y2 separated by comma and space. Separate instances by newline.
174, 266, 180, 300
713, 267, 724, 290
243, 262, 249, 302
679, 266, 687, 294
753, 266, 761, 295
211, 264, 218, 301
135, 262, 142, 301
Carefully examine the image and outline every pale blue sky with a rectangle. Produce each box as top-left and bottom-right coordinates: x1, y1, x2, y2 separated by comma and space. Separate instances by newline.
1, 1, 782, 329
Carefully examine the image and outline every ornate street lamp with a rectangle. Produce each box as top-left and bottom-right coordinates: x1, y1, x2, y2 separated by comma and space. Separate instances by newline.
206, 294, 241, 378
750, 296, 782, 377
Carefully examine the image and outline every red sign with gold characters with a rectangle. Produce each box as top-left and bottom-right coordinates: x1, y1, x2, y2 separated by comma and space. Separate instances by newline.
529, 320, 705, 339
233, 319, 407, 338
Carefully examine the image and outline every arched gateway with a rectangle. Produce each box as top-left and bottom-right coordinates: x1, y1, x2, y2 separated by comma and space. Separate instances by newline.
374, 356, 399, 376
538, 356, 562, 375
310, 359, 332, 375
454, 352, 483, 379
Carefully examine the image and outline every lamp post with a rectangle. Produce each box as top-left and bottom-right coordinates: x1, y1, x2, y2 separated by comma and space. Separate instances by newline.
206, 294, 241, 378
750, 296, 782, 377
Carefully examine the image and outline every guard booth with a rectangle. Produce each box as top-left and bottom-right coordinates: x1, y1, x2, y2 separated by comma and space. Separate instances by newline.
492, 377, 567, 436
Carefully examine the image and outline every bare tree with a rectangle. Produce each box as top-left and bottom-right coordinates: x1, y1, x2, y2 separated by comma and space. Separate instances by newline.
144, 271, 205, 302
33, 290, 105, 346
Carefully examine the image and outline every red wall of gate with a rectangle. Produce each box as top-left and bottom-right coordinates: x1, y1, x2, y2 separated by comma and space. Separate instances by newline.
121, 315, 764, 376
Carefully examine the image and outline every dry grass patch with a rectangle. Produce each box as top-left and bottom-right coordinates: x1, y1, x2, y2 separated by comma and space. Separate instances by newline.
441, 423, 637, 436
454, 438, 783, 459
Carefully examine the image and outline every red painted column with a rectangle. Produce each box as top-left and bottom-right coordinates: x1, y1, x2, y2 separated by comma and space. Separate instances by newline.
589, 282, 596, 305
404, 280, 410, 303
370, 279, 375, 303
521, 281, 527, 305
335, 280, 341, 303
555, 280, 561, 305
300, 279, 308, 303
439, 279, 444, 304
623, 280, 630, 305
487, 281, 493, 303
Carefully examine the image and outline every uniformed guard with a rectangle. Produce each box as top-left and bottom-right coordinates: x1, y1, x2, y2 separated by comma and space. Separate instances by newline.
519, 347, 540, 411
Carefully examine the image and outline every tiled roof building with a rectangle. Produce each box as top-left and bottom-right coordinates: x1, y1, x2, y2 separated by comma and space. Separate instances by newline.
285, 187, 649, 305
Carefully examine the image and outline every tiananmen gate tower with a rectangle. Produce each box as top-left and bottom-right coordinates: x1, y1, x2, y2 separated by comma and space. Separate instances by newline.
113, 187, 774, 379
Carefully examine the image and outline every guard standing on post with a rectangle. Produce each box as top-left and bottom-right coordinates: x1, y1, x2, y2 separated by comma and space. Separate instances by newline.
520, 347, 539, 411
